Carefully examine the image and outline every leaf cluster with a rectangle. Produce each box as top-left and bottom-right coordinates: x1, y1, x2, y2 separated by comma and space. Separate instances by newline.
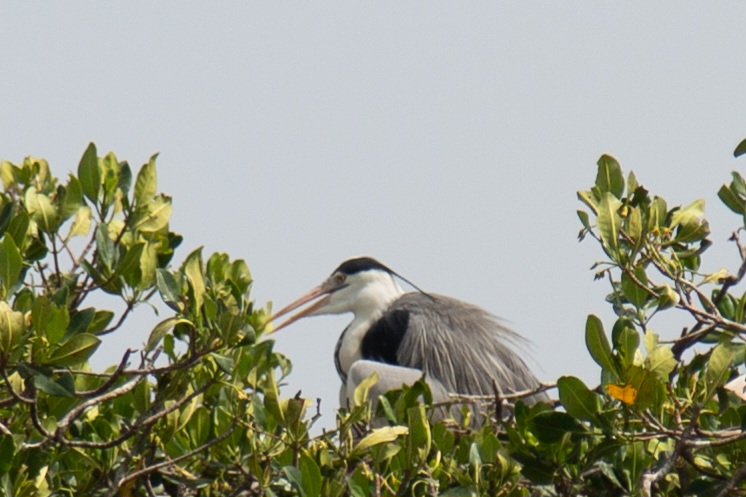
1, 144, 746, 497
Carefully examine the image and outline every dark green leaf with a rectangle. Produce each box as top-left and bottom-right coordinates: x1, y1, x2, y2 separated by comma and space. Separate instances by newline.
0, 434, 13, 475
88, 310, 114, 335
718, 184, 745, 215
595, 155, 625, 198
0, 202, 14, 239
116, 242, 144, 287
78, 142, 101, 203
6, 211, 29, 248
613, 323, 640, 369
620, 266, 649, 308
529, 411, 586, 444
34, 373, 75, 398
156, 269, 182, 312
585, 314, 621, 380
734, 137, 746, 158
95, 223, 116, 271
68, 307, 96, 336
45, 333, 101, 366
557, 376, 600, 421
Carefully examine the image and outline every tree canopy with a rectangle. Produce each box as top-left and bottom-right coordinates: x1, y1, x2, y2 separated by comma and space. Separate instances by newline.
0, 143, 745, 496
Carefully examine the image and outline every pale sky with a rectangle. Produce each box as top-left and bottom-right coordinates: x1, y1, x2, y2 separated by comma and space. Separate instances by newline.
3, 3, 746, 427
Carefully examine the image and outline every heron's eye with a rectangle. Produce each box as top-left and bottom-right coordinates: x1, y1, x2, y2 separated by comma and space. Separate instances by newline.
334, 273, 346, 285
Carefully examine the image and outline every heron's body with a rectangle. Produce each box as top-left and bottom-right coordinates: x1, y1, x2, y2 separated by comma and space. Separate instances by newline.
270, 256, 547, 420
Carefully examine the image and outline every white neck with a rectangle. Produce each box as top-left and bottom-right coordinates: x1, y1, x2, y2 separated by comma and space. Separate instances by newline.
334, 272, 404, 379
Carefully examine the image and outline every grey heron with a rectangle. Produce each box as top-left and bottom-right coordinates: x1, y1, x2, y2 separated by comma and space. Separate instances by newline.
269, 256, 547, 422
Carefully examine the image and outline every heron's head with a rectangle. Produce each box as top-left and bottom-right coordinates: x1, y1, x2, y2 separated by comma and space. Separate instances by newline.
268, 257, 405, 333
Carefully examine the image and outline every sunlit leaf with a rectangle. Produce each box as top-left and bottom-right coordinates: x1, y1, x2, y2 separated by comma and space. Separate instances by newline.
596, 192, 622, 258
0, 235, 22, 296
353, 426, 408, 453
68, 206, 92, 238
134, 154, 158, 207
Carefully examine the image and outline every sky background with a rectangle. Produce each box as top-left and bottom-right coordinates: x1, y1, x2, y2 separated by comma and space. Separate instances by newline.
2, 3, 746, 428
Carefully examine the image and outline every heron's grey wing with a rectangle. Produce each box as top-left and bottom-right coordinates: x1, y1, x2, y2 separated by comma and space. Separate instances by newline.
390, 293, 545, 400
343, 360, 451, 406
343, 360, 461, 425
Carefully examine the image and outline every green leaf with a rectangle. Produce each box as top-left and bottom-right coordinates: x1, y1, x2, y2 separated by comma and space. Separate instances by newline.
116, 242, 144, 287
577, 190, 598, 215
133, 194, 172, 233
147, 317, 182, 351
595, 154, 625, 198
45, 333, 101, 367
596, 192, 622, 258
614, 322, 640, 369
529, 411, 586, 444
95, 223, 116, 271
183, 248, 206, 312
353, 426, 408, 454
585, 314, 621, 380
734, 137, 746, 158
88, 310, 114, 335
645, 344, 676, 380
0, 434, 14, 475
134, 155, 158, 207
78, 142, 101, 203
6, 211, 29, 248
68, 206, 92, 238
406, 404, 431, 465
24, 187, 59, 233
648, 196, 668, 230
621, 266, 649, 308
300, 453, 322, 497
627, 171, 639, 195
718, 184, 745, 215
156, 269, 182, 311
68, 308, 96, 336
0, 203, 14, 240
557, 376, 600, 421
0, 235, 22, 296
706, 343, 736, 397
61, 175, 84, 220
0, 301, 25, 355
34, 373, 75, 398
626, 205, 643, 244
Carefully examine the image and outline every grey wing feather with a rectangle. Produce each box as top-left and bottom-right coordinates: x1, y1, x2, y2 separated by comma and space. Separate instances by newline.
392, 293, 544, 398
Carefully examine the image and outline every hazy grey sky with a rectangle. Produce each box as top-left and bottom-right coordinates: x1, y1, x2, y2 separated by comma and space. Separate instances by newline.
3, 3, 746, 427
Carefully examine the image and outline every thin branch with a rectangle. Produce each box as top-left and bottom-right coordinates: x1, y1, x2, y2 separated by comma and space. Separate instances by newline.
717, 462, 746, 497
116, 426, 235, 489
57, 375, 141, 430
75, 349, 132, 398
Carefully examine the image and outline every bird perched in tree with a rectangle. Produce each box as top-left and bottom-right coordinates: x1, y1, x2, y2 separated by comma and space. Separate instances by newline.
269, 256, 547, 422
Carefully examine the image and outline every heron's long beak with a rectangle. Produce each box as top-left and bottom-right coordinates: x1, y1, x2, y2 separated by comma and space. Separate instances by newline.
266, 284, 334, 334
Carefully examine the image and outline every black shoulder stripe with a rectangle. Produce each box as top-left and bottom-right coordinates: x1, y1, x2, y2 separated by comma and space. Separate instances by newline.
361, 309, 409, 365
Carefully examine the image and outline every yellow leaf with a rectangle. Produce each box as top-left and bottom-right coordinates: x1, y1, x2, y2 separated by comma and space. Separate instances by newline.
606, 383, 638, 405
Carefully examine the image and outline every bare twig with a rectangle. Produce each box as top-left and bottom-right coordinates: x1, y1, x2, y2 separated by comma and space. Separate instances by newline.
116, 426, 235, 489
